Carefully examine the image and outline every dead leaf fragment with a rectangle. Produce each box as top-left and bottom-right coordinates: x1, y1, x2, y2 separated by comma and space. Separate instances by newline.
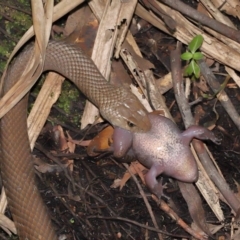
119, 161, 148, 190
87, 126, 114, 156
34, 157, 71, 173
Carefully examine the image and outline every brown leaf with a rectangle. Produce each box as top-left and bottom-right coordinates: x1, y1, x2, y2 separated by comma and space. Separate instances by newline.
66, 131, 76, 153
119, 161, 148, 190
52, 125, 68, 151
87, 126, 114, 156
110, 179, 122, 189
34, 157, 70, 173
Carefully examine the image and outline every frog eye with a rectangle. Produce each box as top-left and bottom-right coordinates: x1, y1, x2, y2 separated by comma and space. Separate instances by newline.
127, 121, 135, 128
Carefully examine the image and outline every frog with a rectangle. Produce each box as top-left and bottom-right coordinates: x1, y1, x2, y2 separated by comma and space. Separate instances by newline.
112, 111, 220, 198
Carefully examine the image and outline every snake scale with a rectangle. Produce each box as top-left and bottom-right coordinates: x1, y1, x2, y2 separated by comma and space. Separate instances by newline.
1, 41, 151, 239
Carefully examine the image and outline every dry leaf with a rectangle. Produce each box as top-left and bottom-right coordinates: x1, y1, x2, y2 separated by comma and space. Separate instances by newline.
34, 157, 70, 173
110, 179, 122, 189
0, 213, 17, 236
119, 161, 148, 190
87, 126, 114, 156
53, 125, 68, 151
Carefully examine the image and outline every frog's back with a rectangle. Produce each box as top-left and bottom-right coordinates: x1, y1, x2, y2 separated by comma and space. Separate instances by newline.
132, 113, 197, 182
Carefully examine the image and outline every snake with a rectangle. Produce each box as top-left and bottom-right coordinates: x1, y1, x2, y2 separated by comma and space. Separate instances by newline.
0, 40, 151, 239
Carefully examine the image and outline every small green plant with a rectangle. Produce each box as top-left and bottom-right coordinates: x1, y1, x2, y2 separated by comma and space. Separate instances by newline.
181, 35, 204, 79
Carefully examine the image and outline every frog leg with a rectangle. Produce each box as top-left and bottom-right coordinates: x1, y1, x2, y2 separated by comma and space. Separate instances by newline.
180, 126, 221, 145
145, 163, 166, 198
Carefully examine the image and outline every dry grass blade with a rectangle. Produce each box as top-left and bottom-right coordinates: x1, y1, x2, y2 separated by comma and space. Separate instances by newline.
193, 145, 224, 221
82, 0, 138, 128
0, 0, 53, 119
199, 0, 235, 28
0, 0, 85, 119
32, 0, 52, 50
0, 188, 16, 236
28, 74, 64, 150
210, 0, 240, 18
0, 0, 54, 235
53, 0, 85, 22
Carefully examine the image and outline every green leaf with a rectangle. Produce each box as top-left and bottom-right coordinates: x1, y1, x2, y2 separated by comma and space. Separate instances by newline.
181, 52, 193, 60
188, 35, 204, 53
184, 64, 193, 76
190, 60, 200, 78
193, 52, 204, 60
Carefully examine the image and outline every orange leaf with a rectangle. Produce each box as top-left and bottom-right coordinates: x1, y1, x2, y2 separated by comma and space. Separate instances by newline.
87, 126, 114, 156
119, 161, 148, 190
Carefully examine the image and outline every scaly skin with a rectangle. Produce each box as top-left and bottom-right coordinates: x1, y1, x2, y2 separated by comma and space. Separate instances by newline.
1, 41, 151, 239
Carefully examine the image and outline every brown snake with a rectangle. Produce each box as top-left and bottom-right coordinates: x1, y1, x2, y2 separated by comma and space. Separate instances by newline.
1, 41, 151, 239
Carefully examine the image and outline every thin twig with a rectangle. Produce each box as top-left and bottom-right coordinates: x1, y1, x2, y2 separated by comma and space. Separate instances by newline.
87, 215, 189, 238
123, 163, 163, 240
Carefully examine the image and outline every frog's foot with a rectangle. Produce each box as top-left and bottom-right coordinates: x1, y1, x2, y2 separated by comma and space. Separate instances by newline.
181, 126, 221, 145
145, 163, 165, 199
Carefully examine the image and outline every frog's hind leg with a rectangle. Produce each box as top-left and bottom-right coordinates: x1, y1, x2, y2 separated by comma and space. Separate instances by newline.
145, 163, 165, 198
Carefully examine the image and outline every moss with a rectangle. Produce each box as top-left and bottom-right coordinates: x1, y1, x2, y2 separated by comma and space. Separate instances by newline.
0, 0, 83, 127
56, 81, 80, 114
0, 0, 31, 73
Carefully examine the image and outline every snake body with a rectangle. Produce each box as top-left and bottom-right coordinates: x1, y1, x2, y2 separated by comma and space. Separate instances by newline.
1, 41, 151, 239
